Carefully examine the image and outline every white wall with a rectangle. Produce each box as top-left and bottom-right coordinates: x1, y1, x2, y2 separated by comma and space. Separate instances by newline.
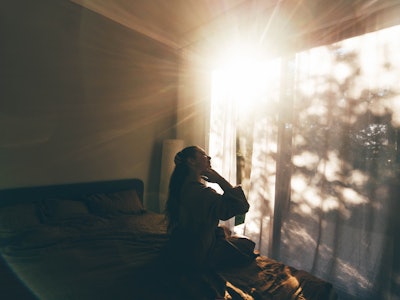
0, 0, 179, 211
176, 47, 211, 150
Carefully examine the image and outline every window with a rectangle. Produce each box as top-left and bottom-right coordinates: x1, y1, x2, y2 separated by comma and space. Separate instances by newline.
209, 24, 400, 299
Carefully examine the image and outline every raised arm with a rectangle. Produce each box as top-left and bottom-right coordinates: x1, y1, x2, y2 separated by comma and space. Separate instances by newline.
201, 168, 233, 191
201, 168, 250, 220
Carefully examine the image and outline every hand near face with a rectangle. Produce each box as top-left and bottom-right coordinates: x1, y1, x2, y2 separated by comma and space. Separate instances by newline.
201, 168, 222, 183
201, 167, 234, 191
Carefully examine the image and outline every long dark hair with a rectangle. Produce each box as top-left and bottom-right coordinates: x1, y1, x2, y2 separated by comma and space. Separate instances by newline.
165, 146, 199, 233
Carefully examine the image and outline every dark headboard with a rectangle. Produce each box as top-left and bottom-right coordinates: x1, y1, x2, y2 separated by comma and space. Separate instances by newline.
0, 178, 144, 207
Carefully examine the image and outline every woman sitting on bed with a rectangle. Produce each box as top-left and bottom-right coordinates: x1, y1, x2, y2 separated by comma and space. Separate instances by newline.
164, 145, 250, 298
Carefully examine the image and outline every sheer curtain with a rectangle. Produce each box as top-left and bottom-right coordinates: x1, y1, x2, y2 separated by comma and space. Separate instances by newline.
210, 25, 400, 300
276, 26, 400, 300
208, 70, 238, 229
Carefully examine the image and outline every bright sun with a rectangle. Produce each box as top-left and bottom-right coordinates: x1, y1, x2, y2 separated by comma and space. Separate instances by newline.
212, 45, 280, 114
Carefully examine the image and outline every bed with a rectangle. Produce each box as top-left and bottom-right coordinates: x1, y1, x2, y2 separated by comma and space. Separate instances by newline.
0, 178, 337, 300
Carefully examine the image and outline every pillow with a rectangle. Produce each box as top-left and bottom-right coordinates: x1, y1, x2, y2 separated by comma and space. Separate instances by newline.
41, 198, 90, 222
85, 189, 144, 216
0, 203, 41, 232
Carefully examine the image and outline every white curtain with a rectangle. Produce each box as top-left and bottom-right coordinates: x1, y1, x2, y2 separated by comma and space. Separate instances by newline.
243, 116, 277, 253
210, 25, 400, 300
277, 26, 400, 300
208, 70, 238, 229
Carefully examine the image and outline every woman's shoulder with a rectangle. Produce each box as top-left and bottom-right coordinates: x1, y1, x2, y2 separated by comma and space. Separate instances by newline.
184, 180, 206, 190
183, 180, 217, 196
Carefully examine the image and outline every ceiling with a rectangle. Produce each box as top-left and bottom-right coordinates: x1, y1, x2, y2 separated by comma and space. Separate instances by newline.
70, 0, 256, 49
70, 0, 400, 50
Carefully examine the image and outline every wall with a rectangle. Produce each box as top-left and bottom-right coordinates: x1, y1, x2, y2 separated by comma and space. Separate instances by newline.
176, 47, 211, 151
0, 0, 179, 211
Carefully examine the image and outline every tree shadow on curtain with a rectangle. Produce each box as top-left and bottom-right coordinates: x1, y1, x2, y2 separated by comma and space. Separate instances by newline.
243, 25, 400, 300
